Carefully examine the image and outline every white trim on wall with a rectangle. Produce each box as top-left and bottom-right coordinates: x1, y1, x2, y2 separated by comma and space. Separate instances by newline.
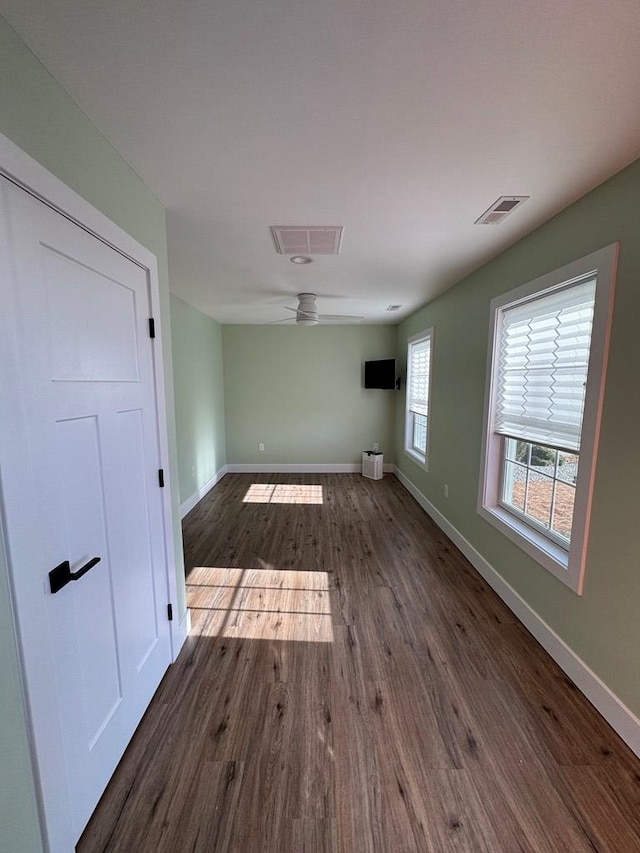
477, 245, 618, 594
226, 462, 395, 474
180, 467, 228, 518
0, 130, 188, 852
404, 327, 434, 469
0, 131, 185, 661
393, 466, 640, 759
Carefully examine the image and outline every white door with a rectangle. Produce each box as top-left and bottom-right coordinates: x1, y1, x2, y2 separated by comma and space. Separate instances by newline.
0, 177, 173, 851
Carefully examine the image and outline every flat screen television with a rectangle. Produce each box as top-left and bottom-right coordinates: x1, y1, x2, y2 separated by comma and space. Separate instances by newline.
364, 358, 397, 390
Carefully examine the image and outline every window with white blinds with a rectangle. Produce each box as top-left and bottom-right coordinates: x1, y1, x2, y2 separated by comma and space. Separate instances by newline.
494, 278, 596, 453
408, 337, 431, 419
478, 244, 617, 594
405, 330, 433, 463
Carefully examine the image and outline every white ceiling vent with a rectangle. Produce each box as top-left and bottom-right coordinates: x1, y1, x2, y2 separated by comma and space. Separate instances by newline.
271, 226, 344, 255
386, 304, 402, 311
475, 196, 529, 225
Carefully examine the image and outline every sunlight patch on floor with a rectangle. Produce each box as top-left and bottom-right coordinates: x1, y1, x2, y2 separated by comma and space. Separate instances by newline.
187, 565, 333, 642
242, 483, 324, 504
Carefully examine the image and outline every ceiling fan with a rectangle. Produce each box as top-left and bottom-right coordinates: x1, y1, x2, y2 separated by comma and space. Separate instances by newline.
270, 293, 364, 326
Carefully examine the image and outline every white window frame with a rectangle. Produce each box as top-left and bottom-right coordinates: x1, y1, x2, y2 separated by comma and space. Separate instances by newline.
499, 438, 577, 549
478, 245, 618, 594
404, 328, 434, 468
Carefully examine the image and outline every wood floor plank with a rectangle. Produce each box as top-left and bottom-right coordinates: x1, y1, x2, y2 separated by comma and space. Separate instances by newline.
78, 473, 640, 852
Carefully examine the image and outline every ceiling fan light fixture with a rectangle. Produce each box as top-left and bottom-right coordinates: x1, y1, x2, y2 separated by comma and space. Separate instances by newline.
290, 255, 313, 264
269, 293, 361, 326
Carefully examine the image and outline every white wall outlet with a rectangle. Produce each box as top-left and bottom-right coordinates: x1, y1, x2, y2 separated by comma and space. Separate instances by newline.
373, 442, 379, 451
444, 484, 449, 498
258, 442, 265, 452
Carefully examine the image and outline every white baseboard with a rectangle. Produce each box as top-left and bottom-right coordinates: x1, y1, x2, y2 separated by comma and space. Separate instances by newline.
393, 466, 640, 759
180, 466, 228, 518
170, 607, 191, 661
226, 462, 395, 474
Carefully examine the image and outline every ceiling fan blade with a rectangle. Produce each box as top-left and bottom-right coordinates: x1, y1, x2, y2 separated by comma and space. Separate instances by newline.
283, 305, 318, 318
317, 313, 365, 322
283, 305, 298, 313
266, 317, 297, 324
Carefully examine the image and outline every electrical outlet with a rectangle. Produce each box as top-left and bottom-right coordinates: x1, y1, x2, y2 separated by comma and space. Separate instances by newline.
258, 442, 265, 452
444, 484, 449, 498
373, 442, 379, 451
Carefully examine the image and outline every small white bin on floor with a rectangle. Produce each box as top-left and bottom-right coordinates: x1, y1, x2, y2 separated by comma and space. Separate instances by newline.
362, 451, 383, 480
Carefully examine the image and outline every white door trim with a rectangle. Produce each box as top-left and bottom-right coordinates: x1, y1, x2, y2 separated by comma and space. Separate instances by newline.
0, 130, 181, 848
0, 131, 181, 656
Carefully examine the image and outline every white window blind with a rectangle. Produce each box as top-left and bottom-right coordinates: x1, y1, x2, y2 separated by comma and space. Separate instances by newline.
495, 278, 596, 452
408, 336, 431, 417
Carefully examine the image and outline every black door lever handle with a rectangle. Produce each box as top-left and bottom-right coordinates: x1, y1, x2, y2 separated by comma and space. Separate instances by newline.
49, 557, 101, 594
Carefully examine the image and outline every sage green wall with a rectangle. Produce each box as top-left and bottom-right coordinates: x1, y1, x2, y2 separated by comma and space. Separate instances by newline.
223, 326, 396, 464
395, 158, 640, 719
0, 16, 185, 851
170, 295, 227, 504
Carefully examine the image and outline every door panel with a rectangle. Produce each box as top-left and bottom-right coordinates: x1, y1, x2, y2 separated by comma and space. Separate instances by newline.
111, 406, 160, 672
0, 177, 172, 850
54, 414, 123, 742
43, 244, 140, 383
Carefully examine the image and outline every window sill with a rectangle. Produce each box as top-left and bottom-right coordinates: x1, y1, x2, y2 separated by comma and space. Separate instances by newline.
404, 448, 427, 468
477, 503, 580, 591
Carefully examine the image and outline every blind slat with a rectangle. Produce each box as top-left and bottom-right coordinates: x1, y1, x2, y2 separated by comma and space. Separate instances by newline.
494, 278, 596, 452
408, 337, 431, 416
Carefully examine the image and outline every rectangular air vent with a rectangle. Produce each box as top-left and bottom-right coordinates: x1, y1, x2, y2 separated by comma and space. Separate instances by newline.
475, 196, 529, 225
271, 226, 344, 255
386, 305, 402, 311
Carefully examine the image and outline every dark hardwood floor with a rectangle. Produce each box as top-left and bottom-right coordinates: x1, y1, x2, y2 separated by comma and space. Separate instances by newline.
78, 473, 640, 852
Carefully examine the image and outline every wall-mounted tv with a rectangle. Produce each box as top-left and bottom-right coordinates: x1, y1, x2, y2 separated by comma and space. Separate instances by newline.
364, 358, 397, 390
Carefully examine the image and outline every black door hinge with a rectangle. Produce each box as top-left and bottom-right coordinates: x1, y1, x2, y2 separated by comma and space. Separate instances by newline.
158, 468, 165, 488
149, 317, 156, 338
167, 603, 173, 622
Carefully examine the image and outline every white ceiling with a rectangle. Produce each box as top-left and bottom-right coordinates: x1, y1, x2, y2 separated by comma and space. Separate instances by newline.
2, 0, 640, 324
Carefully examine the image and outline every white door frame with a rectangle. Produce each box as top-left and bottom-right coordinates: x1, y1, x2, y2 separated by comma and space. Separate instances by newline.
0, 130, 185, 849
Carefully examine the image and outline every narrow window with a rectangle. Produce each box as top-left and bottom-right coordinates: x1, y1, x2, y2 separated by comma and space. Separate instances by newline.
478, 245, 617, 593
405, 329, 433, 467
